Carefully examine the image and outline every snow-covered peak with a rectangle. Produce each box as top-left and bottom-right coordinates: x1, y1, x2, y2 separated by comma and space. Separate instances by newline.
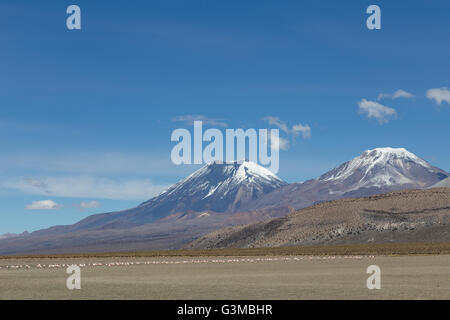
176, 160, 282, 188
319, 147, 442, 190
220, 160, 280, 182
360, 147, 428, 165
139, 161, 286, 214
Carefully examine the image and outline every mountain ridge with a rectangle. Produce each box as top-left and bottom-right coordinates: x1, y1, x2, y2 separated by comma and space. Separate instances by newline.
0, 147, 448, 255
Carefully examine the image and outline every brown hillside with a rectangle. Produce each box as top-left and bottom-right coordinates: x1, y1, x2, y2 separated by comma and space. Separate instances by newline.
188, 188, 450, 249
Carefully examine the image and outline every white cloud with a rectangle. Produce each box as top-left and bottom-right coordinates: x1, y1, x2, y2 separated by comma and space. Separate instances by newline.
172, 115, 228, 127
358, 99, 397, 124
426, 87, 450, 105
5, 176, 168, 201
377, 93, 389, 100
392, 89, 414, 99
24, 199, 102, 211
263, 116, 312, 149
378, 89, 414, 100
25, 200, 61, 210
78, 200, 101, 209
263, 116, 290, 134
292, 124, 311, 139
270, 132, 289, 151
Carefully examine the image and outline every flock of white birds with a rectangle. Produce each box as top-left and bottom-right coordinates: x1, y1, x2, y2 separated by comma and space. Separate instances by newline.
0, 255, 375, 270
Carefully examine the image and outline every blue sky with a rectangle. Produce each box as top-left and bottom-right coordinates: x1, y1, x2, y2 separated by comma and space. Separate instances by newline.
0, 0, 449, 234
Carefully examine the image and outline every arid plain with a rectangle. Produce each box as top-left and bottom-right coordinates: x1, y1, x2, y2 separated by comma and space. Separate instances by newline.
1, 251, 449, 299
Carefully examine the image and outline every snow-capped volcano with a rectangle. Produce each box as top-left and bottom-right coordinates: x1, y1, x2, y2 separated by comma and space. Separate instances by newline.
319, 147, 447, 191
47, 161, 287, 231
138, 161, 287, 216
4, 148, 447, 255
242, 147, 448, 212
19, 161, 286, 243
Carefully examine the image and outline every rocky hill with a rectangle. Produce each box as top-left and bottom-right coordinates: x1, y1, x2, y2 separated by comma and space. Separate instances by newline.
189, 188, 450, 249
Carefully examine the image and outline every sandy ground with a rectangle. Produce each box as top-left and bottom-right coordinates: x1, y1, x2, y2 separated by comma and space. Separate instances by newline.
0, 255, 448, 300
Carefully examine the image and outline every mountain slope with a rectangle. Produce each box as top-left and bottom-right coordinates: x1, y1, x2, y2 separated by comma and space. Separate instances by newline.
243, 147, 448, 212
189, 188, 450, 249
32, 161, 287, 236
429, 177, 450, 188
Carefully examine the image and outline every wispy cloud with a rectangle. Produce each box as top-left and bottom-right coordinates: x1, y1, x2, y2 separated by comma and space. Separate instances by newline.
24, 199, 102, 211
172, 115, 228, 127
292, 124, 311, 139
77, 200, 101, 209
377, 89, 414, 100
358, 99, 397, 124
269, 132, 289, 151
25, 200, 61, 210
262, 116, 311, 150
5, 176, 168, 201
426, 87, 450, 105
263, 116, 290, 134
